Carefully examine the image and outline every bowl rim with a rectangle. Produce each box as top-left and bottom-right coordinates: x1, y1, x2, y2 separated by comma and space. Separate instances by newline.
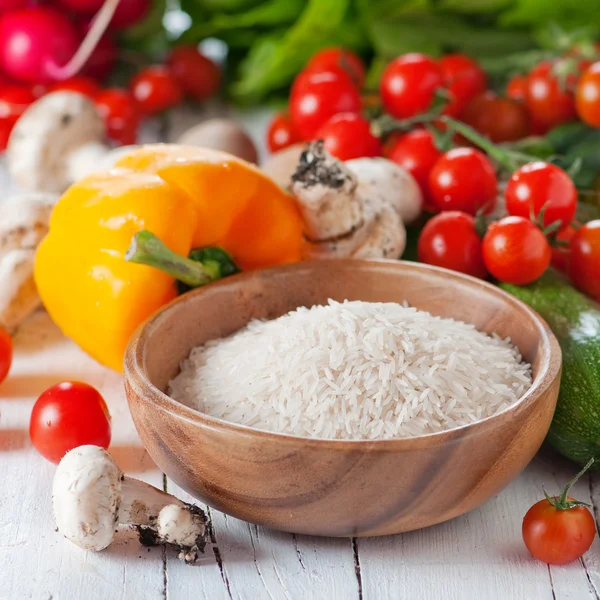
124, 259, 562, 450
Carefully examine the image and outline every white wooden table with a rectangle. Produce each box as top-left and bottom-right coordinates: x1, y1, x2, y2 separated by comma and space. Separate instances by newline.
1, 106, 600, 600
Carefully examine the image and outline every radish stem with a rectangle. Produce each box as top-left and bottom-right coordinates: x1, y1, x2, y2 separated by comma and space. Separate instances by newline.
46, 0, 120, 80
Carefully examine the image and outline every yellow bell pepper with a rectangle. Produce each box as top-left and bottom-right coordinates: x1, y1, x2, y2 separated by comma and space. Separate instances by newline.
35, 145, 304, 371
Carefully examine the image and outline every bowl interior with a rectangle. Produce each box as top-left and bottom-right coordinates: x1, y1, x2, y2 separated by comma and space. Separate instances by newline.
137, 259, 550, 406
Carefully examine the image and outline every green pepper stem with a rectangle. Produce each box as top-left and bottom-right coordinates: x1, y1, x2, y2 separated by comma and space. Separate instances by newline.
125, 230, 220, 287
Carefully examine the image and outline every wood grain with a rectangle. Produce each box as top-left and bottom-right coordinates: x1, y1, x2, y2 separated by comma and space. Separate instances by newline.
125, 259, 562, 538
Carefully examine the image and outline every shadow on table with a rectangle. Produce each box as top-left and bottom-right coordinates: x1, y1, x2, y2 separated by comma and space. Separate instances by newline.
0, 428, 29, 451
0, 373, 78, 399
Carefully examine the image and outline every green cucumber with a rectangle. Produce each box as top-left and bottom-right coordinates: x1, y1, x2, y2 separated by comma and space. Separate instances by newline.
500, 271, 600, 467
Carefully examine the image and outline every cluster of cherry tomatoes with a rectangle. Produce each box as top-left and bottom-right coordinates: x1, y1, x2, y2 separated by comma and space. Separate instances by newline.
266, 47, 600, 300
0, 327, 111, 463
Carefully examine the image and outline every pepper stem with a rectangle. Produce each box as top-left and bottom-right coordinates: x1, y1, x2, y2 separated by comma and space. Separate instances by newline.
125, 230, 220, 288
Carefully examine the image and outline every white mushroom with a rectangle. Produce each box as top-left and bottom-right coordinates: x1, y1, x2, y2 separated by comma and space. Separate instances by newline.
53, 445, 206, 564
176, 118, 258, 164
346, 157, 423, 225
289, 141, 412, 260
0, 192, 57, 332
6, 92, 112, 193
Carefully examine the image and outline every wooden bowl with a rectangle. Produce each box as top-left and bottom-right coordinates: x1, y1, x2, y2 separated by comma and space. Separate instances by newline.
124, 260, 561, 537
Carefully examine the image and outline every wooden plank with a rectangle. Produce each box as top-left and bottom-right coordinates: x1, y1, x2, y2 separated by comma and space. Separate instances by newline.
164, 480, 359, 600
358, 452, 595, 600
0, 312, 166, 600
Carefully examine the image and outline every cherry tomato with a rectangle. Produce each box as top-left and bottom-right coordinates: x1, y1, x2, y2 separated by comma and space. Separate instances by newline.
0, 85, 35, 150
387, 129, 442, 202
165, 45, 220, 102
0, 328, 12, 385
505, 162, 577, 232
428, 147, 497, 215
461, 91, 531, 143
49, 76, 100, 98
95, 88, 140, 146
482, 216, 551, 285
380, 53, 443, 119
550, 225, 576, 273
418, 211, 487, 278
306, 47, 365, 88
129, 66, 183, 116
289, 67, 361, 140
30, 381, 111, 464
266, 113, 299, 153
316, 112, 381, 161
523, 460, 596, 565
439, 54, 487, 116
569, 220, 600, 301
523, 498, 596, 565
526, 62, 577, 133
576, 62, 600, 127
507, 75, 528, 102
29, 82, 48, 99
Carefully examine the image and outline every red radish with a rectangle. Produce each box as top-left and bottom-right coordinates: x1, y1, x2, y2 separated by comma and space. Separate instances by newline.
57, 0, 104, 14
0, 8, 80, 83
110, 0, 151, 29
0, 0, 28, 10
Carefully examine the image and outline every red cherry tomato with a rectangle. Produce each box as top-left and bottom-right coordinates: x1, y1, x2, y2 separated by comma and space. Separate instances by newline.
380, 53, 443, 119
49, 76, 100, 98
461, 91, 531, 143
29, 82, 48, 99
289, 68, 361, 140
316, 112, 381, 161
505, 162, 577, 232
551, 225, 576, 273
418, 211, 487, 278
305, 47, 366, 88
428, 147, 497, 215
569, 220, 600, 301
387, 129, 441, 202
576, 62, 600, 127
129, 66, 183, 116
29, 381, 111, 464
266, 113, 299, 153
482, 216, 551, 285
507, 75, 528, 102
523, 498, 596, 565
95, 88, 140, 146
439, 53, 487, 117
0, 328, 12, 385
526, 62, 577, 133
165, 45, 220, 102
0, 85, 35, 150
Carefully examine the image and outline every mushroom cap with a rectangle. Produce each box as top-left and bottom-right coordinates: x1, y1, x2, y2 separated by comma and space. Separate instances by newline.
7, 92, 104, 194
53, 445, 122, 552
346, 157, 423, 225
176, 118, 258, 164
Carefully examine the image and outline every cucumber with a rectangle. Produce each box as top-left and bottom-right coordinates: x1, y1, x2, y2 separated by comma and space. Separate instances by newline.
500, 271, 600, 467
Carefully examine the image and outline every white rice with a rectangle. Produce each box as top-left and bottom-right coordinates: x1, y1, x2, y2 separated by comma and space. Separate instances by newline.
168, 300, 532, 440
